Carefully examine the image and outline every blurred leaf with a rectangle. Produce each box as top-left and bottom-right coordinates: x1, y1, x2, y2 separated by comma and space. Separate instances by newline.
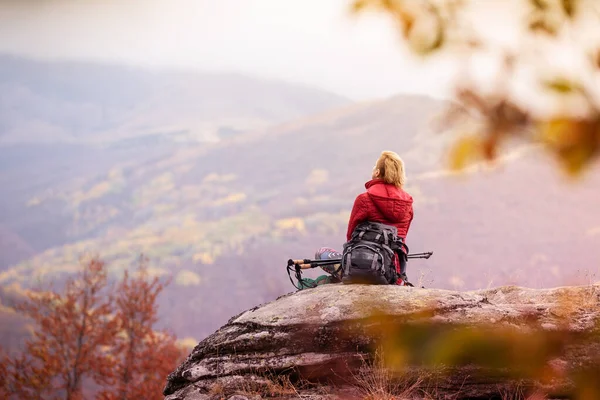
558, 146, 595, 176
381, 0, 399, 11
529, 18, 558, 35
448, 135, 482, 170
425, 325, 566, 380
351, 0, 403, 14
530, 0, 549, 10
538, 118, 600, 176
561, 0, 576, 18
455, 88, 489, 113
407, 26, 444, 55
482, 135, 499, 161
592, 49, 600, 69
351, 0, 369, 12
543, 77, 582, 94
539, 118, 572, 145
352, 0, 450, 55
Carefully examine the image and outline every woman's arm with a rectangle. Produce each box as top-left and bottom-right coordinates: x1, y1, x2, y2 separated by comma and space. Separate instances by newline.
346, 194, 369, 241
405, 203, 414, 239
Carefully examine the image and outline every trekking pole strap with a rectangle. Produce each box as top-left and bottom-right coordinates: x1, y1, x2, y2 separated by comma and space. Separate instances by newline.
287, 259, 314, 289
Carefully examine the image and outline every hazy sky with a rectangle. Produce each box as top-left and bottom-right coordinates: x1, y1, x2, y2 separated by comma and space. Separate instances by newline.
0, 0, 467, 100
0, 0, 587, 102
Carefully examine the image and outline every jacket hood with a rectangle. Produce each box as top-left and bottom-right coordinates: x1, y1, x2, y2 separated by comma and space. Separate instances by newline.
364, 179, 413, 223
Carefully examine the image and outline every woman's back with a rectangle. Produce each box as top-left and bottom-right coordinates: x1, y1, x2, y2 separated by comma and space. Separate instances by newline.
346, 178, 414, 241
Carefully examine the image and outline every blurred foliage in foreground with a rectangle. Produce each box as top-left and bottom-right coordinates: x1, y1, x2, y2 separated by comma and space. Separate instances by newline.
335, 291, 600, 400
352, 0, 600, 176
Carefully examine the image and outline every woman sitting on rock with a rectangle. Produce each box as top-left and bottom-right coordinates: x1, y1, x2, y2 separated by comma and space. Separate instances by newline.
316, 150, 414, 285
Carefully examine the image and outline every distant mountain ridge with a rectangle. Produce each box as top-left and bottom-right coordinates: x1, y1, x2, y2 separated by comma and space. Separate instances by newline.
0, 53, 351, 275
0, 54, 349, 146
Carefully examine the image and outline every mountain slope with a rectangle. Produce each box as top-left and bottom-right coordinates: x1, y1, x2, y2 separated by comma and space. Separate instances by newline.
0, 54, 350, 271
0, 54, 349, 146
2, 84, 599, 344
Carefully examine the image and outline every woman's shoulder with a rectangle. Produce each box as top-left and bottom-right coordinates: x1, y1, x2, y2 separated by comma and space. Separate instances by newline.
354, 191, 370, 203
398, 187, 413, 201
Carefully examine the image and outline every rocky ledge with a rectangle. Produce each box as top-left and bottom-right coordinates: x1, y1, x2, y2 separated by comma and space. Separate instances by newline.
163, 283, 600, 400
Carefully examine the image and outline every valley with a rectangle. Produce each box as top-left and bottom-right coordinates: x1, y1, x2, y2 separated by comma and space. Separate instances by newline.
1, 55, 599, 347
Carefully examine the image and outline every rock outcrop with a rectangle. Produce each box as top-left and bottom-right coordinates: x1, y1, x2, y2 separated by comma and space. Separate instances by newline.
163, 284, 600, 400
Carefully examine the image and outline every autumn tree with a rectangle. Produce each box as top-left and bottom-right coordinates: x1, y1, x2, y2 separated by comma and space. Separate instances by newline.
2, 255, 190, 399
1, 348, 53, 400
0, 346, 8, 398
351, 0, 600, 175
99, 256, 188, 400
4, 256, 119, 400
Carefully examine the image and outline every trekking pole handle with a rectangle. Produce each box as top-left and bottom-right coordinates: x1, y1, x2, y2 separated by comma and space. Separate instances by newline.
292, 259, 312, 265
289, 259, 327, 269
293, 259, 343, 267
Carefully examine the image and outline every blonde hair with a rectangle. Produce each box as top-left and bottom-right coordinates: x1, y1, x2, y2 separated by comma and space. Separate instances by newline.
375, 151, 406, 188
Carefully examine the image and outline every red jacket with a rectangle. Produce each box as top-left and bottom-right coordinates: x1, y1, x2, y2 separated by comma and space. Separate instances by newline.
346, 179, 414, 242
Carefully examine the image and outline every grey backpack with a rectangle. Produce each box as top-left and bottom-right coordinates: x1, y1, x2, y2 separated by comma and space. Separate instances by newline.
341, 221, 406, 285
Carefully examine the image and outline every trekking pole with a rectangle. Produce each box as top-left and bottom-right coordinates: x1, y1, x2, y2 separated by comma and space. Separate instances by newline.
286, 251, 433, 290
406, 251, 433, 260
290, 251, 433, 267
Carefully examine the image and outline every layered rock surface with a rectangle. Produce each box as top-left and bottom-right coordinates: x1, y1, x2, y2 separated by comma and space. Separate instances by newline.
163, 283, 600, 400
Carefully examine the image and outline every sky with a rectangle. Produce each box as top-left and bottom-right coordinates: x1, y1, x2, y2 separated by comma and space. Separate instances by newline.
0, 0, 594, 102
0, 0, 464, 100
